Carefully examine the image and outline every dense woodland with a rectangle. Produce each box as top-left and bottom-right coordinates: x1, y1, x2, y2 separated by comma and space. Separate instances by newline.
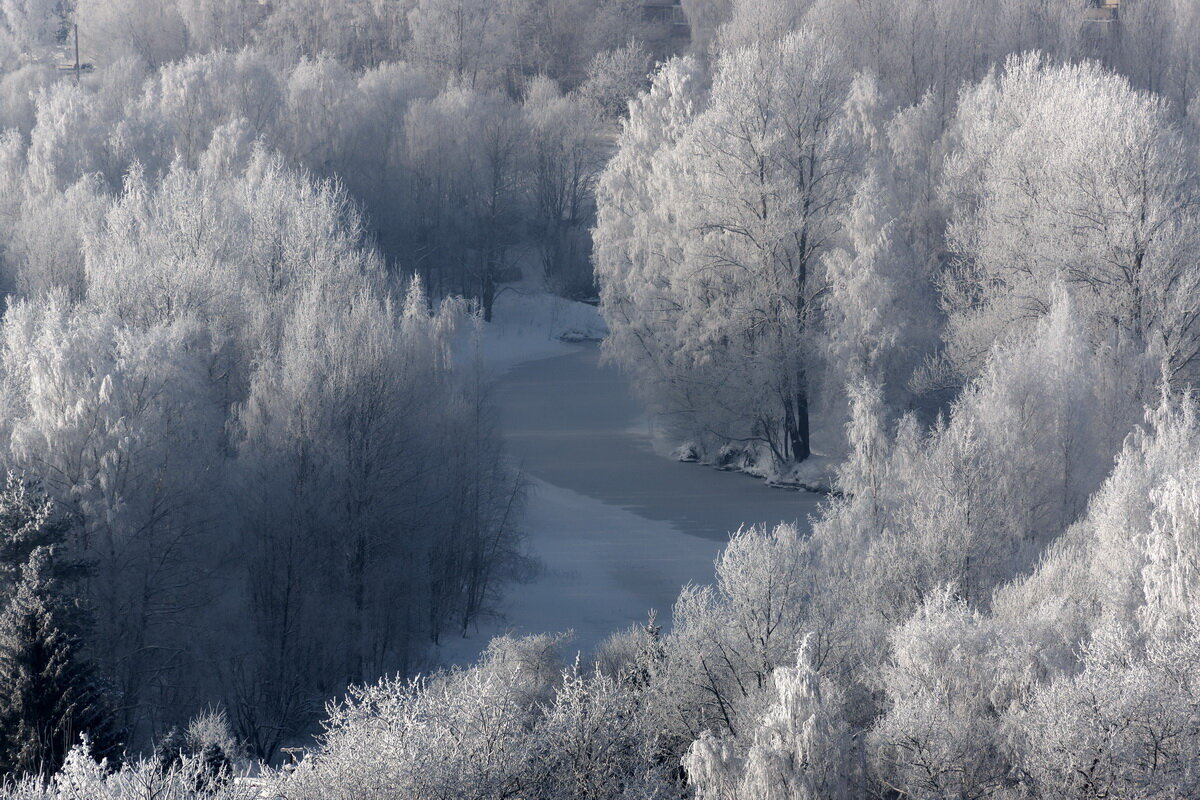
0, 0, 1198, 798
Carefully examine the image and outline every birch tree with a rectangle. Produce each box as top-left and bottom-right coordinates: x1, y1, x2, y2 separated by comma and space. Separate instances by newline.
596, 29, 863, 466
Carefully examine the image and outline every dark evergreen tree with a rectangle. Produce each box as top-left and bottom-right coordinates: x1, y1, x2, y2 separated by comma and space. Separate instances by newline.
194, 741, 232, 792
154, 725, 188, 774
0, 473, 82, 594
0, 476, 119, 778
154, 724, 232, 791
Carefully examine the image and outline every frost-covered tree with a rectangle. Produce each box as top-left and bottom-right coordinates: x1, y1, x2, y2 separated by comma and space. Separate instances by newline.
281, 633, 671, 800
882, 296, 1134, 603
1010, 621, 1200, 800
508, 0, 643, 90
662, 524, 818, 745
75, 0, 190, 67
283, 635, 551, 800
406, 0, 519, 90
870, 590, 1006, 800
406, 87, 526, 317
596, 29, 864, 467
593, 53, 706, 446
940, 54, 1200, 387
684, 635, 853, 800
1105, 0, 1200, 112
526, 663, 665, 800
715, 0, 812, 51
236, 280, 455, 680
0, 0, 58, 55
254, 0, 403, 68
0, 124, 522, 749
231, 278, 520, 756
1075, 390, 1200, 631
680, 0, 730, 59
81, 149, 384, 382
822, 164, 939, 419
523, 77, 605, 295
577, 39, 651, 118
1, 301, 226, 740
175, 0, 267, 54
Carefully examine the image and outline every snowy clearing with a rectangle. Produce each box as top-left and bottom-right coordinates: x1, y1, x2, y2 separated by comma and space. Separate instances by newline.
475, 285, 609, 374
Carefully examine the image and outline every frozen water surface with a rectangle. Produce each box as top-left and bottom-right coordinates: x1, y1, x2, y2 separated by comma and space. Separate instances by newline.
433, 337, 828, 661
496, 342, 824, 542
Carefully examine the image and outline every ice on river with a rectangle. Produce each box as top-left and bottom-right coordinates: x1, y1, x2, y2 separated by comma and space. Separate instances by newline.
440, 295, 823, 663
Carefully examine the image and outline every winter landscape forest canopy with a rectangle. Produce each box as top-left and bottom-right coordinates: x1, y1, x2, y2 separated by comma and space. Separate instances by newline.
0, 0, 1199, 797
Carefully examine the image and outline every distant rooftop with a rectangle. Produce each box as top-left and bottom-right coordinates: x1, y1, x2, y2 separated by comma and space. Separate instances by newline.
642, 0, 689, 59
1086, 0, 1120, 21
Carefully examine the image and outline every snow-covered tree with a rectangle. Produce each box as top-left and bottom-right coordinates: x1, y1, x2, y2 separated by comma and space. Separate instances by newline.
577, 39, 651, 118
405, 87, 526, 317
231, 277, 520, 755
523, 77, 605, 295
684, 635, 853, 800
870, 590, 1005, 800
0, 0, 58, 56
406, 0, 519, 90
715, 0, 811, 51
1, 301, 226, 740
822, 164, 939, 420
75, 0, 190, 67
593, 53, 706, 450
1010, 620, 1200, 800
680, 0, 730, 59
940, 54, 1200, 387
597, 28, 864, 467
663, 524, 818, 744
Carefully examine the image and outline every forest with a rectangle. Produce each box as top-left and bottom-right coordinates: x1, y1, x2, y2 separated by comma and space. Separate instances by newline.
0, 0, 1197, 798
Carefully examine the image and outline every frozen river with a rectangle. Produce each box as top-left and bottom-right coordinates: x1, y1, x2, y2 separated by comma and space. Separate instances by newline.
495, 342, 824, 542
438, 339, 826, 659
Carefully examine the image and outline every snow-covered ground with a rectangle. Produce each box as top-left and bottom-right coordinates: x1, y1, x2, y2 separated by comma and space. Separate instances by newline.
438, 289, 824, 665
476, 286, 609, 374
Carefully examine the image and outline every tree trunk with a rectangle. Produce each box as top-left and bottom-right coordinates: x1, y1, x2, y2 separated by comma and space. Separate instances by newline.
480, 248, 497, 322
788, 370, 811, 463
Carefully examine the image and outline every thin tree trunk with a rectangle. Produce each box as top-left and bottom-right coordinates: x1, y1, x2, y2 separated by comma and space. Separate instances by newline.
788, 369, 811, 463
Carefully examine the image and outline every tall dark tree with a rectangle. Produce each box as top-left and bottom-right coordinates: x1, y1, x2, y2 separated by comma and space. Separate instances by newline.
0, 473, 82, 594
0, 476, 119, 778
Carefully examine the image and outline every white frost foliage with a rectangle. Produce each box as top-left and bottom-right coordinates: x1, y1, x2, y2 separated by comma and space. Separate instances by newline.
837, 379, 890, 520
823, 164, 940, 421
0, 297, 226, 734
871, 590, 1005, 800
1143, 469, 1200, 635
0, 0, 56, 53
835, 293, 1140, 613
82, 148, 382, 381
684, 635, 851, 800
1074, 391, 1200, 627
283, 633, 668, 800
0, 735, 264, 800
941, 53, 1200, 385
406, 0, 518, 89
1010, 619, 1200, 800
658, 524, 821, 750
76, 0, 189, 67
596, 28, 864, 465
1110, 393, 1200, 638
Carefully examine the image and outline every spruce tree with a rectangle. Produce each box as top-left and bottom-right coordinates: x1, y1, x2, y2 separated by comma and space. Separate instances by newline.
0, 546, 117, 777
0, 477, 118, 778
0, 473, 81, 593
